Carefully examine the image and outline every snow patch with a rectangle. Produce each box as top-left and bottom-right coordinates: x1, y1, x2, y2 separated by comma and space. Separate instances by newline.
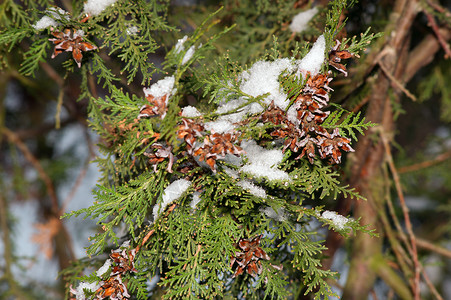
96, 259, 112, 277
182, 45, 196, 65
32, 7, 68, 30
83, 0, 119, 16
126, 26, 139, 36
153, 179, 191, 220
190, 192, 201, 209
240, 140, 290, 182
297, 35, 326, 76
143, 76, 175, 99
239, 58, 296, 110
71, 281, 100, 300
289, 7, 318, 33
204, 120, 235, 133
261, 206, 286, 222
237, 180, 267, 198
181, 106, 202, 118
175, 35, 188, 54
322, 210, 349, 229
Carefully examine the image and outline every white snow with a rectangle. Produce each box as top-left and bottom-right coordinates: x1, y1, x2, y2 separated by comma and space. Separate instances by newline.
289, 7, 318, 33
32, 7, 68, 30
322, 210, 349, 229
261, 206, 286, 222
96, 259, 112, 277
153, 179, 191, 220
143, 76, 175, 99
223, 166, 239, 178
175, 35, 188, 54
204, 120, 235, 133
239, 58, 296, 110
237, 180, 267, 198
33, 16, 58, 30
120, 240, 131, 249
72, 281, 100, 300
189, 192, 201, 209
297, 35, 326, 76
75, 29, 85, 37
240, 140, 290, 182
83, 0, 119, 16
286, 105, 299, 125
181, 106, 202, 118
126, 26, 139, 36
182, 45, 196, 65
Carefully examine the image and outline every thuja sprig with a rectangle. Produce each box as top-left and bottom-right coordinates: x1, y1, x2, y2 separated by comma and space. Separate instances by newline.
58, 1, 383, 299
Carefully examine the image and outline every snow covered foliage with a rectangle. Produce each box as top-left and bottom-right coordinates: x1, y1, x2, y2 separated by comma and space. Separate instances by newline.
297, 35, 326, 76
22, 1, 381, 299
32, 7, 68, 30
143, 76, 176, 100
321, 210, 349, 229
240, 140, 290, 182
289, 7, 318, 33
84, 0, 119, 16
153, 179, 191, 220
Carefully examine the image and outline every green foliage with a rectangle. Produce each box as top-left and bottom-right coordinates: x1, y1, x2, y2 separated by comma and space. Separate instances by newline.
323, 108, 377, 140
1, 0, 382, 299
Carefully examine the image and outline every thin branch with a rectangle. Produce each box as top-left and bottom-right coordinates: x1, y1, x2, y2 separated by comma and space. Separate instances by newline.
381, 131, 421, 300
398, 148, 451, 173
415, 237, 451, 259
424, 11, 451, 59
419, 262, 444, 300
378, 60, 417, 101
2, 127, 59, 213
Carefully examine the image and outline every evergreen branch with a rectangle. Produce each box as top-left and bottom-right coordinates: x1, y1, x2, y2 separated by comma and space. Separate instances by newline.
323, 109, 377, 140
0, 27, 31, 52
19, 39, 50, 76
291, 162, 364, 200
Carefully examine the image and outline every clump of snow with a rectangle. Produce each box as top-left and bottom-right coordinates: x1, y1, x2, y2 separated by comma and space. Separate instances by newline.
321, 210, 349, 229
181, 106, 202, 118
240, 140, 290, 182
239, 58, 296, 111
126, 26, 139, 36
261, 206, 286, 222
71, 281, 100, 300
297, 35, 326, 76
289, 7, 318, 33
204, 120, 235, 134
237, 180, 267, 198
75, 29, 85, 37
83, 0, 119, 17
33, 16, 58, 30
182, 45, 196, 65
120, 240, 131, 249
96, 259, 112, 277
286, 105, 299, 125
223, 166, 239, 178
32, 7, 68, 30
153, 179, 191, 220
143, 76, 175, 100
175, 35, 188, 54
190, 192, 201, 209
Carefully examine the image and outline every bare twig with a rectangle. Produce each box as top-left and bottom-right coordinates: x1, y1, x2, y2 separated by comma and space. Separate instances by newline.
416, 237, 451, 259
2, 127, 59, 212
424, 11, 451, 59
398, 149, 451, 173
381, 131, 421, 300
378, 59, 417, 101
